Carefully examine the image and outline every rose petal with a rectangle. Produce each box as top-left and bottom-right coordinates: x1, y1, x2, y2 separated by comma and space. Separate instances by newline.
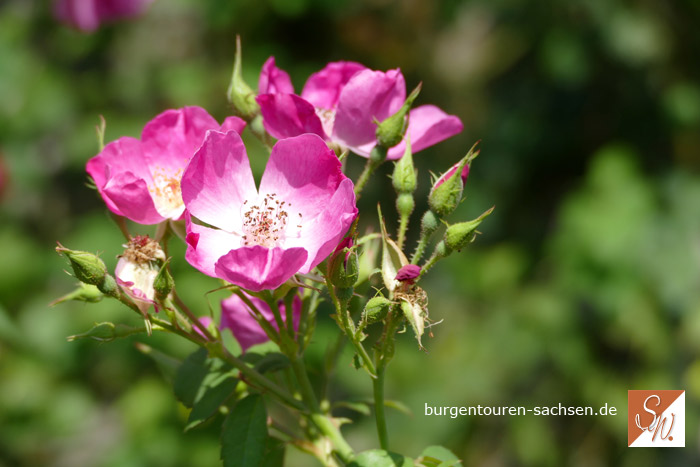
220, 293, 302, 352
259, 57, 295, 95
284, 178, 357, 273
386, 105, 464, 160
300, 61, 366, 110
181, 130, 257, 233
215, 246, 308, 292
220, 116, 247, 135
103, 171, 164, 224
185, 214, 241, 278
332, 68, 406, 149
256, 93, 327, 140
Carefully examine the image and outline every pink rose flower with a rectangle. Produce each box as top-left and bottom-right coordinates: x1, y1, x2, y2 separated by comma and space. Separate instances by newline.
220, 293, 302, 352
182, 131, 357, 291
54, 0, 155, 32
86, 107, 245, 225
256, 58, 463, 160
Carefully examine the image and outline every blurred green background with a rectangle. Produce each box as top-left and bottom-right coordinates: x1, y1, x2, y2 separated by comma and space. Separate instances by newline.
2, 0, 700, 465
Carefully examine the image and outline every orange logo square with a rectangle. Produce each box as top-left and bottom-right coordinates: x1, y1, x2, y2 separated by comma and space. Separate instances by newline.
628, 390, 685, 447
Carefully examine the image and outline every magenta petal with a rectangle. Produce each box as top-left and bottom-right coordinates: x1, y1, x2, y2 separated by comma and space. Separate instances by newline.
256, 94, 327, 140
185, 215, 241, 278
215, 246, 308, 292
220, 116, 247, 135
181, 130, 257, 232
103, 172, 164, 224
258, 134, 344, 217
300, 61, 366, 110
141, 106, 222, 175
220, 293, 302, 352
54, 0, 100, 31
259, 57, 295, 95
386, 105, 464, 160
285, 178, 357, 273
332, 69, 406, 148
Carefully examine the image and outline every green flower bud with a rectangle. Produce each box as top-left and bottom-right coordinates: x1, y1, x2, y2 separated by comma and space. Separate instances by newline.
153, 259, 174, 301
227, 36, 259, 121
428, 143, 479, 218
56, 244, 107, 286
420, 210, 439, 237
396, 193, 415, 219
376, 83, 421, 148
327, 239, 359, 288
444, 207, 494, 253
392, 141, 416, 194
362, 296, 391, 324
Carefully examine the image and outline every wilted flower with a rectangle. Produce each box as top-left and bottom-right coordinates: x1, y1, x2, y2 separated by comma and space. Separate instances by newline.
115, 235, 165, 313
182, 131, 357, 291
395, 264, 421, 284
54, 0, 155, 32
86, 107, 245, 225
256, 59, 463, 160
220, 293, 301, 352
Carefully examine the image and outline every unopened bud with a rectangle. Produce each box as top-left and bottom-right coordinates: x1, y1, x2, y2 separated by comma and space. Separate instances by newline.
153, 259, 174, 301
327, 238, 359, 288
428, 143, 479, 218
420, 210, 439, 237
444, 207, 494, 253
396, 193, 415, 218
376, 83, 421, 148
227, 36, 259, 121
392, 141, 416, 194
395, 264, 421, 284
56, 243, 119, 297
362, 296, 391, 324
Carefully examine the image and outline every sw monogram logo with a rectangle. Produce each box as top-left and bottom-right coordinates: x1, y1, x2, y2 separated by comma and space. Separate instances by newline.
628, 390, 685, 447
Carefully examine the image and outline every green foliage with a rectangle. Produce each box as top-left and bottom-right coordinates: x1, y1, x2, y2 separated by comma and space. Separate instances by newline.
348, 449, 414, 467
221, 394, 270, 467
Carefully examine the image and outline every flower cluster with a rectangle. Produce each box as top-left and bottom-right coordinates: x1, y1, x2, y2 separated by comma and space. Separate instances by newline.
56, 42, 491, 464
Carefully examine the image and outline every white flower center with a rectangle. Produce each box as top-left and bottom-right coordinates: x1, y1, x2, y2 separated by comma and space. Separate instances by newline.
241, 193, 302, 248
149, 167, 184, 218
316, 107, 336, 137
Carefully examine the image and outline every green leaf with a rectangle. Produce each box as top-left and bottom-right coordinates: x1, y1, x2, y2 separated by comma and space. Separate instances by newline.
221, 394, 269, 467
185, 371, 238, 431
174, 348, 209, 408
254, 352, 291, 374
348, 449, 414, 467
378, 205, 408, 293
416, 446, 461, 467
261, 436, 286, 467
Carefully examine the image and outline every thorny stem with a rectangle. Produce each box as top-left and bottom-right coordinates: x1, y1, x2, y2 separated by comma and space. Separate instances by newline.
173, 291, 215, 342
373, 364, 388, 450
354, 158, 378, 198
325, 277, 376, 377
397, 212, 410, 250
411, 233, 431, 264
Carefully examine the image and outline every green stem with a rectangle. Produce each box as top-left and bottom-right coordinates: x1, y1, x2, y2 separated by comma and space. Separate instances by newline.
373, 362, 388, 450
291, 356, 354, 464
397, 212, 409, 250
420, 251, 441, 277
411, 234, 431, 264
354, 159, 377, 198
325, 278, 376, 377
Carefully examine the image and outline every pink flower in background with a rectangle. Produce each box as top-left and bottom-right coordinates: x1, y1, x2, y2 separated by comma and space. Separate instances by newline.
182, 131, 357, 291
220, 293, 302, 352
54, 0, 155, 32
256, 58, 463, 160
87, 107, 245, 225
